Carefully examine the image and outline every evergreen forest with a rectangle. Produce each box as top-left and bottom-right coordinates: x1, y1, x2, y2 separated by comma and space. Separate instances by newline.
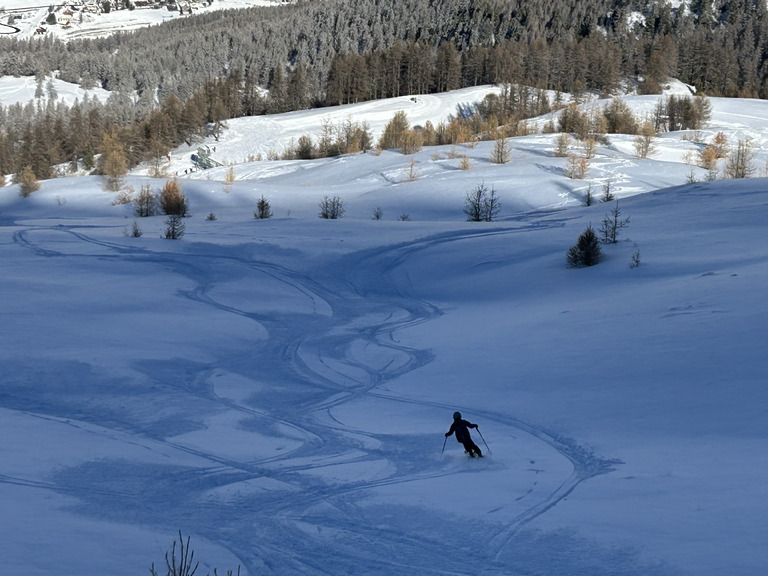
1, 0, 767, 183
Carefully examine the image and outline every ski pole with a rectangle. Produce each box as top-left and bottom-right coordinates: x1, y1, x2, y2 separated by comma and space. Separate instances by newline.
441, 435, 447, 455
476, 427, 491, 456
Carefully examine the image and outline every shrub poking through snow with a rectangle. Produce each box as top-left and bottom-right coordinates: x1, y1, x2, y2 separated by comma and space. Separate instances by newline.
463, 182, 501, 222
126, 221, 143, 238
150, 531, 240, 576
319, 195, 345, 219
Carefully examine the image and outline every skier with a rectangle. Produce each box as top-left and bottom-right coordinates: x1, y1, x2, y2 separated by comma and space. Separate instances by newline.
445, 411, 482, 457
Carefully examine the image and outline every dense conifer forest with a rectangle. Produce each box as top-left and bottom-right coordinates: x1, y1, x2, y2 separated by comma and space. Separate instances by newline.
1, 0, 767, 183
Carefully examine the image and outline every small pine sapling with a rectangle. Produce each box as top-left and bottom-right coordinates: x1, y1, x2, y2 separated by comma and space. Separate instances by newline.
125, 221, 143, 238
601, 180, 615, 202
490, 134, 511, 164
633, 120, 656, 159
224, 164, 236, 191
254, 195, 273, 219
134, 184, 157, 217
724, 138, 757, 179
163, 214, 185, 239
554, 132, 570, 157
567, 225, 603, 267
599, 200, 630, 244
583, 184, 595, 206
406, 158, 419, 181
565, 154, 589, 179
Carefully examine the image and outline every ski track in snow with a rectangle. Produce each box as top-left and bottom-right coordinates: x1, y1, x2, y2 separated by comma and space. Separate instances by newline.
6, 218, 634, 576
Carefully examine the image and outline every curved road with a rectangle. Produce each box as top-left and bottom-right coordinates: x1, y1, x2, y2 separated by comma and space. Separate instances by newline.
0, 22, 21, 34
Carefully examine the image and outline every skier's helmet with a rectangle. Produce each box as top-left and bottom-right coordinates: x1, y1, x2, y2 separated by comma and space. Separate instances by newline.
453, 411, 462, 420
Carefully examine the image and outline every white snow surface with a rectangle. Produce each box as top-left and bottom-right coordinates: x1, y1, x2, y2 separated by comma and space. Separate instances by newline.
0, 73, 112, 107
1, 86, 767, 576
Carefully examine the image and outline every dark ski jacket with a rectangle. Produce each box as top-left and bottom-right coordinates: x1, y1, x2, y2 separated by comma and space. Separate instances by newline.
446, 419, 477, 443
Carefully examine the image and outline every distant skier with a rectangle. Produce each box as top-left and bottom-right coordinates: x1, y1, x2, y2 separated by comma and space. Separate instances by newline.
445, 411, 482, 457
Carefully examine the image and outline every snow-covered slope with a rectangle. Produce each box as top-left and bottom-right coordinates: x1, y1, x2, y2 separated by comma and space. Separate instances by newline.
0, 0, 278, 40
0, 73, 112, 107
0, 88, 766, 576
164, 85, 503, 173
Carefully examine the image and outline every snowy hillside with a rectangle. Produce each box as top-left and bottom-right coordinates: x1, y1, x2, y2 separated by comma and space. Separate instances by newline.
0, 0, 278, 40
0, 73, 112, 107
0, 88, 767, 576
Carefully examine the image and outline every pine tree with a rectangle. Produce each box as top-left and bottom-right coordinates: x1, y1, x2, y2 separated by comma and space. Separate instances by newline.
599, 201, 630, 244
634, 120, 657, 159
567, 225, 603, 267
434, 42, 462, 92
179, 96, 206, 146
325, 54, 353, 106
254, 195, 273, 219
378, 111, 410, 150
603, 97, 638, 134
99, 129, 128, 192
724, 138, 757, 179
243, 72, 267, 116
286, 63, 310, 111
28, 120, 55, 181
163, 214, 185, 239
159, 178, 188, 216
554, 133, 571, 157
133, 184, 157, 217
267, 65, 287, 114
490, 133, 511, 164
583, 184, 595, 206
18, 165, 40, 197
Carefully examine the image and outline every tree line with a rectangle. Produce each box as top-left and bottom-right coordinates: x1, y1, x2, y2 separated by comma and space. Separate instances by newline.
2, 0, 768, 184
2, 0, 766, 100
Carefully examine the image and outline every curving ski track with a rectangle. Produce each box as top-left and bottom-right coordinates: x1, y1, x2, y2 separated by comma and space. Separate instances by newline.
6, 220, 633, 575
